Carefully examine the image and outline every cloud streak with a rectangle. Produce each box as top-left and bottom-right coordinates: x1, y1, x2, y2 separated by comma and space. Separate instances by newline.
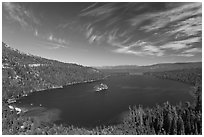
138, 3, 201, 32
169, 16, 202, 39
81, 3, 98, 12
46, 33, 69, 46
160, 37, 201, 50
3, 2, 40, 28
80, 2, 201, 58
80, 3, 116, 17
182, 48, 202, 54
33, 30, 69, 49
37, 41, 68, 50
111, 40, 164, 57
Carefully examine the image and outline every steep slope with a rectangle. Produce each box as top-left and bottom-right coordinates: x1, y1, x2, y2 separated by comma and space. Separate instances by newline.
2, 42, 103, 100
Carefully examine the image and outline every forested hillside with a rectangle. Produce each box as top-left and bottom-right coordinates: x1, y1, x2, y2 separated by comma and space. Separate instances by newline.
144, 68, 202, 86
144, 68, 202, 117
2, 42, 104, 100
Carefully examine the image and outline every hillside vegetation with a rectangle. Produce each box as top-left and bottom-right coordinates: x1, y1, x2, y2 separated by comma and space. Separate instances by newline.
2, 42, 103, 100
145, 68, 202, 85
2, 42, 202, 134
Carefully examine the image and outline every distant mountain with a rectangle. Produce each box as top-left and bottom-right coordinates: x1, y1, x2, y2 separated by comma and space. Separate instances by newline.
96, 65, 139, 70
2, 42, 103, 100
141, 62, 202, 72
96, 62, 202, 74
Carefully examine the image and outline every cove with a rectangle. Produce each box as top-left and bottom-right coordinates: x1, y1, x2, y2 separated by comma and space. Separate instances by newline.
14, 74, 193, 128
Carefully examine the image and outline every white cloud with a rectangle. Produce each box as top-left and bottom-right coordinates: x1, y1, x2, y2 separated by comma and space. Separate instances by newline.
112, 40, 143, 55
80, 3, 116, 17
34, 29, 38, 36
80, 3, 201, 58
112, 40, 164, 56
142, 45, 164, 56
182, 48, 202, 53
88, 35, 97, 43
138, 3, 201, 32
87, 33, 104, 44
111, 36, 201, 57
48, 34, 53, 41
160, 43, 187, 50
53, 38, 68, 45
84, 25, 106, 45
169, 16, 202, 38
160, 37, 201, 50
38, 41, 68, 50
86, 27, 93, 38
114, 46, 143, 56
142, 45, 160, 53
42, 33, 69, 48
81, 3, 98, 12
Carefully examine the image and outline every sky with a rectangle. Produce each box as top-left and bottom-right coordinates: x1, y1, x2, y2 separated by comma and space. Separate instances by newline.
2, 2, 202, 66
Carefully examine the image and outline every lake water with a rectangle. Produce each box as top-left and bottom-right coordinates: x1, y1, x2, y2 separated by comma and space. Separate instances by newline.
15, 74, 193, 128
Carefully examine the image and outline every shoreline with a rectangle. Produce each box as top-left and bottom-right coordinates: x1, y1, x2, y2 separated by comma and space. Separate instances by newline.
7, 76, 109, 112
145, 74, 197, 99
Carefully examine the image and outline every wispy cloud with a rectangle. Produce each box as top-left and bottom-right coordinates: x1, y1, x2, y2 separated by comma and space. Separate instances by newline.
85, 26, 93, 38
109, 33, 201, 57
47, 33, 69, 46
34, 29, 38, 36
115, 47, 143, 56
169, 16, 201, 39
46, 42, 67, 50
182, 48, 202, 54
79, 3, 202, 58
80, 3, 116, 17
84, 25, 105, 45
34, 30, 69, 49
111, 40, 164, 57
160, 37, 201, 50
38, 41, 68, 50
80, 3, 201, 54
3, 2, 40, 28
142, 45, 164, 56
170, 47, 202, 57
88, 34, 104, 44
81, 3, 98, 12
176, 54, 195, 57
3, 2, 28, 27
138, 3, 201, 32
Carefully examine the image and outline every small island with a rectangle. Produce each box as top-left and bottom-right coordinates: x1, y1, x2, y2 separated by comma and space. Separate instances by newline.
94, 83, 108, 92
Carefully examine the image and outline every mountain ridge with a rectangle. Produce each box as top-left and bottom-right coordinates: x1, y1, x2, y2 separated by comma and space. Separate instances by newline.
95, 62, 202, 74
95, 62, 201, 69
